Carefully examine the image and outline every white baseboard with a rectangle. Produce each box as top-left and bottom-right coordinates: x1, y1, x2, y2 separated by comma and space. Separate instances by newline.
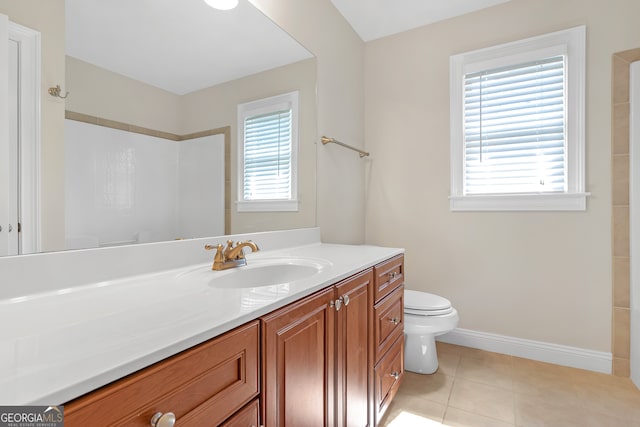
437, 328, 612, 374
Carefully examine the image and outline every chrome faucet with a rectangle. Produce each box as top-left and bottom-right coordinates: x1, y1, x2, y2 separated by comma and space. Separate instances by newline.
205, 240, 260, 271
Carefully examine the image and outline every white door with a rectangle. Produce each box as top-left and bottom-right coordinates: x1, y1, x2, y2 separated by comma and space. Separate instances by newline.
10, 22, 41, 255
0, 14, 41, 256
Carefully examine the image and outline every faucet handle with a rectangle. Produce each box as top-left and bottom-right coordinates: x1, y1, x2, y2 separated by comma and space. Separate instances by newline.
205, 243, 225, 268
204, 244, 224, 261
205, 243, 223, 251
222, 240, 236, 259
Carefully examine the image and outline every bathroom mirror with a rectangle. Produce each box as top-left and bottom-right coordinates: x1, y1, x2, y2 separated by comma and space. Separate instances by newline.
0, 0, 317, 256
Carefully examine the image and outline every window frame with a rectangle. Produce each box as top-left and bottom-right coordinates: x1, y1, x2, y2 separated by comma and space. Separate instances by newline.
236, 91, 299, 212
449, 26, 588, 211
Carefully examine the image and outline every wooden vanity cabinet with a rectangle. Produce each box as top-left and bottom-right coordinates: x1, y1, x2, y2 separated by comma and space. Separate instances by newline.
261, 269, 374, 427
64, 321, 260, 427
373, 256, 405, 425
62, 255, 404, 427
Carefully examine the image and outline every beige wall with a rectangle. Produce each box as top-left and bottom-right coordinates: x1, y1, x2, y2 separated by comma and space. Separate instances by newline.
364, 0, 640, 352
66, 57, 181, 135
250, 0, 366, 244
0, 0, 65, 251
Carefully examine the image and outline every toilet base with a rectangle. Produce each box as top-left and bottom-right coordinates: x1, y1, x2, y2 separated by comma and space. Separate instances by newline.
404, 333, 438, 374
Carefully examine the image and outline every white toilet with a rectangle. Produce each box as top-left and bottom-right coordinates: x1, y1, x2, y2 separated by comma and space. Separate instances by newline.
404, 289, 459, 374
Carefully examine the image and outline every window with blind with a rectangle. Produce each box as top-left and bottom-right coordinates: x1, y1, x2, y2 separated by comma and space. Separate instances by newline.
449, 26, 588, 211
237, 91, 299, 212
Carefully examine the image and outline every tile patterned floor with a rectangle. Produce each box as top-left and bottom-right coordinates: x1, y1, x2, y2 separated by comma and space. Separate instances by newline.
379, 342, 640, 427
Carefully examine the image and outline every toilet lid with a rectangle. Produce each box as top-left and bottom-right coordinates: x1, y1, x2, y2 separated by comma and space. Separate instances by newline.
404, 290, 453, 315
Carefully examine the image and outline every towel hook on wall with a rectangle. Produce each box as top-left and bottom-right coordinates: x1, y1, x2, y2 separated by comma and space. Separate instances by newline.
48, 85, 69, 99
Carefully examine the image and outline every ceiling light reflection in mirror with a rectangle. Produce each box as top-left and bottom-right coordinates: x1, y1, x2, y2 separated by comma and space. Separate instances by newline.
204, 0, 239, 11
65, 0, 312, 95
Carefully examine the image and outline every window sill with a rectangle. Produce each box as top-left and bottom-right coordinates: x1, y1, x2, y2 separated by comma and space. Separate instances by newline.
449, 192, 590, 212
236, 199, 300, 212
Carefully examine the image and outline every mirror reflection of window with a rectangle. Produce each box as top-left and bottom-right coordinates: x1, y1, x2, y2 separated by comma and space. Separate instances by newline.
237, 91, 300, 213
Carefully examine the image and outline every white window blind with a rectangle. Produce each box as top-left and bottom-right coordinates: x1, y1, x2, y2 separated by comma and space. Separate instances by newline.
449, 26, 587, 211
237, 91, 299, 212
464, 56, 566, 195
243, 109, 292, 200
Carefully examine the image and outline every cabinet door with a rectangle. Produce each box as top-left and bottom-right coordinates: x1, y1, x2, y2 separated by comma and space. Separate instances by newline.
335, 269, 373, 427
261, 287, 335, 427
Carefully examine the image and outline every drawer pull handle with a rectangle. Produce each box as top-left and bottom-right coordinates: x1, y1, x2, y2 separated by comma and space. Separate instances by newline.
388, 317, 400, 325
388, 271, 398, 281
390, 371, 400, 380
150, 412, 176, 427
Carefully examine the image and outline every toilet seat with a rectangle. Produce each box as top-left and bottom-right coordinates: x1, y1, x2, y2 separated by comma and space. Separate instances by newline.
404, 290, 453, 316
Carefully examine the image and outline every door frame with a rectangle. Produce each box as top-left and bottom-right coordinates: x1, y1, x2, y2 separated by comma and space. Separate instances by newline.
8, 20, 41, 254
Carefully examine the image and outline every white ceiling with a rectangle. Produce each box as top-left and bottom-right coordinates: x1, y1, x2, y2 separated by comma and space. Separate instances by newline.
65, 0, 313, 95
66, 0, 512, 95
330, 0, 512, 42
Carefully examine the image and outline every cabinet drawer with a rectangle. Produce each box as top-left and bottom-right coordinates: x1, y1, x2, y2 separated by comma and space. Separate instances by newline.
374, 336, 404, 424
374, 284, 404, 362
374, 255, 404, 303
220, 398, 260, 427
65, 321, 260, 427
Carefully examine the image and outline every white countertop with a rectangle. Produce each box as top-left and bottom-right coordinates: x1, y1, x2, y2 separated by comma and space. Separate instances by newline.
0, 241, 402, 405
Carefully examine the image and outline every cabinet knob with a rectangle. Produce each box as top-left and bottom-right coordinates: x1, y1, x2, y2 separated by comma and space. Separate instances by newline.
390, 371, 400, 380
388, 317, 400, 325
331, 295, 350, 310
150, 412, 176, 427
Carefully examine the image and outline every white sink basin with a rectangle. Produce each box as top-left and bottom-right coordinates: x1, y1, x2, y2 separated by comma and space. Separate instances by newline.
178, 257, 332, 289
